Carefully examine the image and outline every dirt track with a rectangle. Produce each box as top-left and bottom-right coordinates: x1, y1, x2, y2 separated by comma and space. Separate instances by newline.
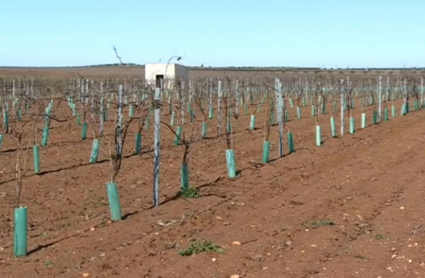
0, 90, 425, 278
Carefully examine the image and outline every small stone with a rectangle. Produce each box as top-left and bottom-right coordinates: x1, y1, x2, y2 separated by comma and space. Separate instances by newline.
82, 273, 90, 278
400, 206, 405, 210
230, 275, 241, 278
232, 241, 241, 246
212, 258, 217, 262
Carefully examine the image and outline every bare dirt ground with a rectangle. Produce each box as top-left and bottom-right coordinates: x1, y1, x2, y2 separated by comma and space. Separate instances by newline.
0, 67, 425, 278
1, 93, 425, 278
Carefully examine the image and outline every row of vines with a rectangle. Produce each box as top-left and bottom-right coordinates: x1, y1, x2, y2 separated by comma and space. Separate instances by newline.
0, 72, 423, 257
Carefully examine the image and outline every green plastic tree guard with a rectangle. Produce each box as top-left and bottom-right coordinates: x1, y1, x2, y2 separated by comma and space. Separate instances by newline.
225, 149, 237, 178
316, 125, 322, 146
414, 100, 419, 111
17, 109, 22, 122
287, 132, 295, 153
349, 117, 355, 134
181, 163, 189, 191
41, 126, 49, 146
129, 105, 134, 117
226, 122, 232, 134
201, 122, 207, 138
106, 182, 122, 221
135, 133, 142, 155
14, 207, 27, 257
89, 139, 100, 163
81, 122, 88, 140
170, 111, 175, 126
4, 112, 9, 133
384, 107, 389, 121
145, 118, 150, 130
250, 115, 256, 130
297, 107, 301, 119
33, 145, 40, 174
361, 113, 366, 128
262, 141, 271, 163
392, 105, 396, 118
330, 117, 337, 137
174, 126, 183, 145
209, 105, 213, 119
401, 103, 407, 116
76, 114, 81, 125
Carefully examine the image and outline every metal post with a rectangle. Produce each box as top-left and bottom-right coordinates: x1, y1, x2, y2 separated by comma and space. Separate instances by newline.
117, 85, 123, 156
153, 87, 161, 207
276, 78, 284, 157
217, 81, 222, 136
378, 76, 382, 122
340, 79, 345, 136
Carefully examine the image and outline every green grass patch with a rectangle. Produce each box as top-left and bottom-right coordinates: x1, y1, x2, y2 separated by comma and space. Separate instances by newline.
179, 187, 200, 199
353, 254, 367, 260
375, 234, 389, 240
179, 240, 224, 256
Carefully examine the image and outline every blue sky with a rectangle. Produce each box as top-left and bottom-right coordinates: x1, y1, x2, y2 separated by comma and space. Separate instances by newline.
0, 0, 424, 68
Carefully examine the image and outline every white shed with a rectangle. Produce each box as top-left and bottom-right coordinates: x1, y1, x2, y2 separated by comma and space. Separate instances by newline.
145, 63, 189, 89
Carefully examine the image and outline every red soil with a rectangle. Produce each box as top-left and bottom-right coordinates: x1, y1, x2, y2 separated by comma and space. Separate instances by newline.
1, 95, 425, 278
